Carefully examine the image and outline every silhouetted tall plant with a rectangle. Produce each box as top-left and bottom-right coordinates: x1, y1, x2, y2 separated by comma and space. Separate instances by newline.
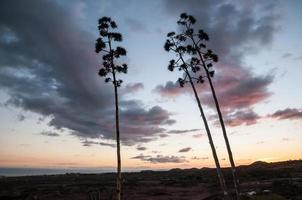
95, 16, 127, 200
164, 13, 230, 199
175, 13, 241, 200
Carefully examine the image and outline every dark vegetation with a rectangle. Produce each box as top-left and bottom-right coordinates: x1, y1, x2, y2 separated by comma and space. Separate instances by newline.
164, 13, 239, 199
0, 160, 301, 200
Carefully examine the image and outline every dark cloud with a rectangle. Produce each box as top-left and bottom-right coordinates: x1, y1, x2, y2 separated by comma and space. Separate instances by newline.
154, 81, 185, 99
118, 105, 175, 145
40, 131, 60, 137
155, 62, 273, 117
167, 128, 200, 134
123, 83, 144, 94
136, 146, 147, 151
205, 75, 273, 112
158, 133, 169, 138
0, 0, 175, 146
192, 156, 208, 160
269, 108, 302, 120
82, 140, 116, 148
282, 53, 292, 58
192, 134, 204, 138
131, 154, 187, 164
155, 0, 280, 119
120, 105, 175, 127
99, 142, 116, 147
223, 109, 261, 127
178, 147, 192, 153
156, 75, 273, 114
17, 114, 26, 121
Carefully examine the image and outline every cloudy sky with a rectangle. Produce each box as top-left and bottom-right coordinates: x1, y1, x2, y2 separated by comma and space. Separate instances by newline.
0, 0, 301, 170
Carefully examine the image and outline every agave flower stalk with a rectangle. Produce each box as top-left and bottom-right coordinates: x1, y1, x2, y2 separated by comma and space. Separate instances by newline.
164, 21, 230, 199
175, 13, 241, 200
95, 16, 128, 200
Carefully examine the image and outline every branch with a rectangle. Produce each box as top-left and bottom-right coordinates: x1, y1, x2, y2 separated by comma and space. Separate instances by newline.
184, 73, 188, 81
101, 49, 110, 53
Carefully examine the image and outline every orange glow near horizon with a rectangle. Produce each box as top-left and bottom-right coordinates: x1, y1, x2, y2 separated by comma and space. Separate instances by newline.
0, 114, 301, 170
0, 0, 302, 174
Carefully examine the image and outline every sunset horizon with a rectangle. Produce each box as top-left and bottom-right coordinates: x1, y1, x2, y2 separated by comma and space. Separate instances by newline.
1, 0, 302, 199
1, 0, 302, 173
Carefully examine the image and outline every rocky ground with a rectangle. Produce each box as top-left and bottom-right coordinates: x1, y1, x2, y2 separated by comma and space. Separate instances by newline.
0, 160, 302, 200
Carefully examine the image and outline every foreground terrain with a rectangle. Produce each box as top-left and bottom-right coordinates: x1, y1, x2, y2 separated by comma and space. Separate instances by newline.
0, 160, 301, 200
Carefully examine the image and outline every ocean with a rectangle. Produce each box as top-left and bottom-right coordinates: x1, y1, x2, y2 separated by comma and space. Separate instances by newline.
0, 167, 115, 177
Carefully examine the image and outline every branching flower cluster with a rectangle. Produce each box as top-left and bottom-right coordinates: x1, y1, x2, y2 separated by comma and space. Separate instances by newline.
95, 17, 127, 87
164, 13, 241, 200
164, 13, 218, 88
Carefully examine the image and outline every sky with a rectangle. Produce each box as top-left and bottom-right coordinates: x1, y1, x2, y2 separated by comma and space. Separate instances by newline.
0, 0, 301, 171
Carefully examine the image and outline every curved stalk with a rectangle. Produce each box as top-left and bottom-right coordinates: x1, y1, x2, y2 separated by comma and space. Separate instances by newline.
191, 36, 241, 200
179, 54, 230, 199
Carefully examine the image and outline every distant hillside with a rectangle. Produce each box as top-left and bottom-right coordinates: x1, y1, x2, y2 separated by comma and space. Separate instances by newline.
240, 159, 302, 170
0, 159, 301, 200
249, 161, 270, 168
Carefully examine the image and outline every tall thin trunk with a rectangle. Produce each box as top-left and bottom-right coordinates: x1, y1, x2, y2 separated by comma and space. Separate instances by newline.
183, 67, 230, 199
191, 37, 241, 199
109, 37, 122, 200
207, 73, 241, 200
113, 72, 122, 200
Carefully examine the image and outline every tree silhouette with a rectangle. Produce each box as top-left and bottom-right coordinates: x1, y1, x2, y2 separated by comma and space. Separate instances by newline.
95, 16, 127, 200
164, 13, 230, 199
174, 13, 241, 200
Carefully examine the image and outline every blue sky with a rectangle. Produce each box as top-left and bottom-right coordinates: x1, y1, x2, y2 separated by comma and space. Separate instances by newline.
0, 0, 301, 169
